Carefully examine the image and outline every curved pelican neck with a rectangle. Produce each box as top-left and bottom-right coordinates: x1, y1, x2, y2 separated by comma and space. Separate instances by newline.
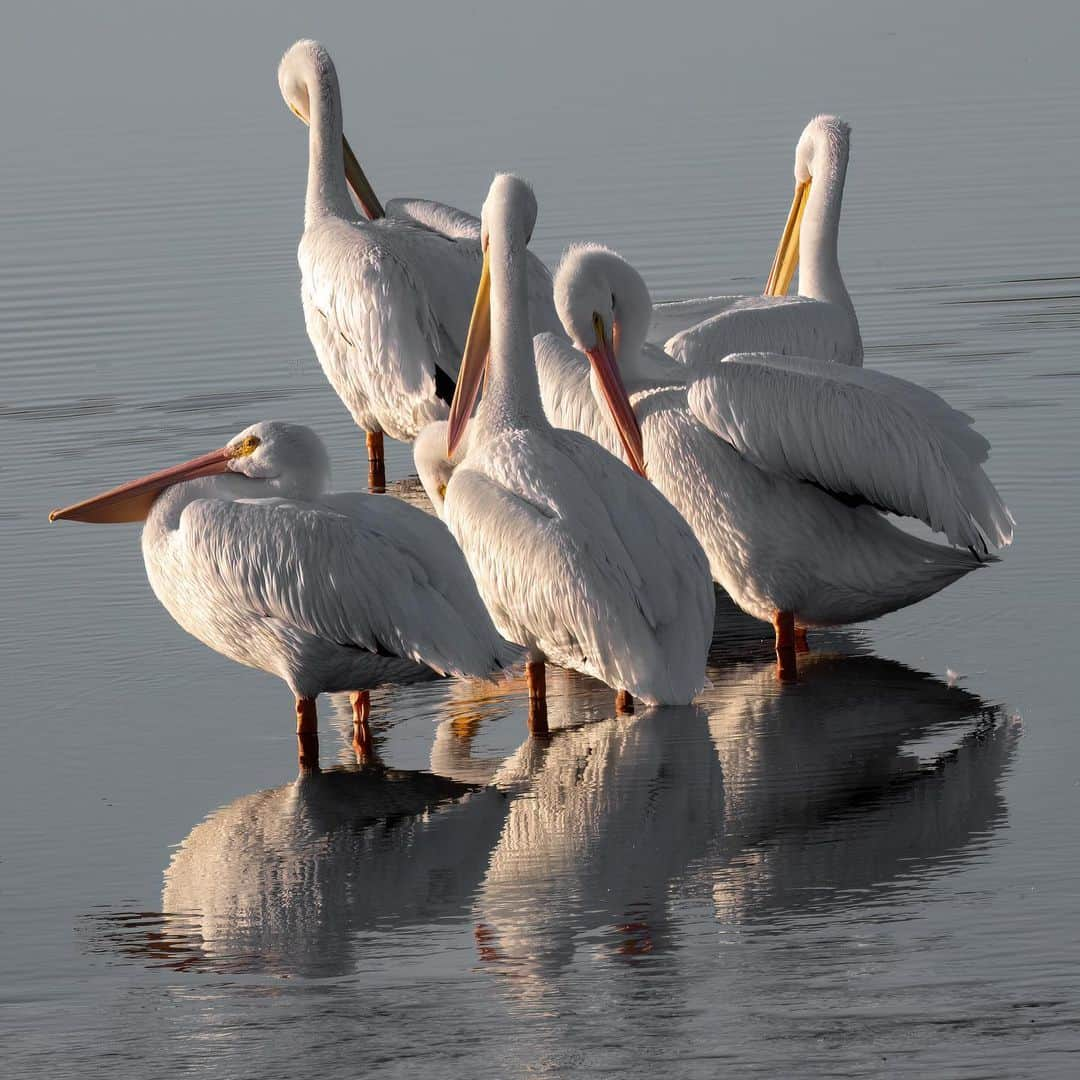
302, 64, 356, 226
612, 290, 684, 390
477, 226, 547, 438
797, 150, 853, 313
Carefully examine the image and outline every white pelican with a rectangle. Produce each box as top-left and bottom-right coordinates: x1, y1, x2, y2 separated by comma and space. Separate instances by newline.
654, 115, 864, 368
535, 244, 1013, 677
49, 421, 516, 760
277, 40, 562, 480
422, 174, 714, 717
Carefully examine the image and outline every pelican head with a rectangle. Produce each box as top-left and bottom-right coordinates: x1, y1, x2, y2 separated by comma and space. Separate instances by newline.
764, 114, 851, 296
50, 421, 331, 524
555, 243, 653, 373
480, 173, 538, 249
554, 244, 658, 473
277, 39, 384, 220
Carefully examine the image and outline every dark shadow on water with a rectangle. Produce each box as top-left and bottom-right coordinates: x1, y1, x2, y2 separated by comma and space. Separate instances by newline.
83, 648, 1017, 987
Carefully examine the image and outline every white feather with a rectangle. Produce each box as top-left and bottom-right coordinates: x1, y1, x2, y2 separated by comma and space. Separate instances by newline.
282, 41, 561, 444
688, 352, 1014, 551
141, 422, 516, 699
423, 176, 714, 705
665, 293, 863, 368
661, 115, 863, 369
540, 244, 1010, 628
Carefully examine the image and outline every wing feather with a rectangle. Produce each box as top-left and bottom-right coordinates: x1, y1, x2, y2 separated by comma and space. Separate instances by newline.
646, 295, 745, 345
444, 431, 712, 703
687, 353, 1013, 551
667, 295, 862, 368
179, 493, 515, 678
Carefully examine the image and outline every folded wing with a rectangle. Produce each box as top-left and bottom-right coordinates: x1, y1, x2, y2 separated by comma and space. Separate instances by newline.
179, 493, 516, 678
687, 352, 1013, 552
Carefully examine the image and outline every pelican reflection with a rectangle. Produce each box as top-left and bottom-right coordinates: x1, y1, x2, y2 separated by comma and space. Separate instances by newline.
87, 653, 1014, 986
100, 762, 510, 977
448, 652, 1015, 993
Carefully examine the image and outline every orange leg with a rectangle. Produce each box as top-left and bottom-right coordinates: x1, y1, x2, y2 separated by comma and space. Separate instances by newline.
296, 695, 318, 735
526, 660, 548, 736
366, 430, 385, 466
295, 695, 319, 770
795, 624, 810, 654
615, 689, 634, 715
773, 611, 798, 683
366, 431, 386, 493
350, 690, 375, 763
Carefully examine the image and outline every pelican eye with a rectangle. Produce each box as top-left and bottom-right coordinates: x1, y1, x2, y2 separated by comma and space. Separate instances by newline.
229, 435, 261, 459
592, 311, 607, 346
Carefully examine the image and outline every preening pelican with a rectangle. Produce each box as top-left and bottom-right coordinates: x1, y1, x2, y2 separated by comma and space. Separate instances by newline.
420, 175, 714, 719
278, 40, 561, 480
50, 421, 516, 761
536, 244, 1013, 678
654, 115, 864, 368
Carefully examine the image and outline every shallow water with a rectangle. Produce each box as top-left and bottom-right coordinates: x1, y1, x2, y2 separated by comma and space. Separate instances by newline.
3, 2, 1079, 1076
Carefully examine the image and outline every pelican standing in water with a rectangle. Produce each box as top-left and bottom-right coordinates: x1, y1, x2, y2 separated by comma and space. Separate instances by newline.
653, 115, 864, 368
418, 175, 713, 722
50, 421, 516, 763
277, 40, 561, 485
536, 245, 1013, 678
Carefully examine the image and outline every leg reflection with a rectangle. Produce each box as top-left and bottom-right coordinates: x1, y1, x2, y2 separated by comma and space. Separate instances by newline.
296, 731, 320, 772
350, 689, 376, 764
773, 610, 798, 683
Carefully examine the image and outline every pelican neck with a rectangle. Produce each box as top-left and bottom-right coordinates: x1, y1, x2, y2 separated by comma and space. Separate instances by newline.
797, 154, 853, 313
303, 67, 356, 225
476, 228, 548, 438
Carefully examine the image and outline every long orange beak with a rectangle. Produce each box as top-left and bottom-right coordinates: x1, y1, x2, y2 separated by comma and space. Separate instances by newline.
49, 446, 236, 524
585, 315, 647, 478
446, 245, 492, 459
763, 178, 810, 296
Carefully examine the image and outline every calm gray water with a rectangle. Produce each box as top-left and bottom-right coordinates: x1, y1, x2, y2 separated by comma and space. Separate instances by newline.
3, 2, 1078, 1076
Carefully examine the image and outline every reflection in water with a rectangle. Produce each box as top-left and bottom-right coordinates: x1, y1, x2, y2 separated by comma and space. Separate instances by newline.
705, 653, 1015, 923
450, 652, 1015, 997
90, 764, 508, 977
474, 704, 724, 981
88, 653, 1015, 988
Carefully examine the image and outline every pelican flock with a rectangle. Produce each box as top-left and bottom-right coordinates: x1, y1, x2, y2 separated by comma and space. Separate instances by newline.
49, 37, 1014, 765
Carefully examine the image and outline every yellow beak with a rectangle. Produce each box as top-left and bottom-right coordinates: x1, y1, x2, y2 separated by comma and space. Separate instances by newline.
446, 245, 492, 458
763, 178, 810, 296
